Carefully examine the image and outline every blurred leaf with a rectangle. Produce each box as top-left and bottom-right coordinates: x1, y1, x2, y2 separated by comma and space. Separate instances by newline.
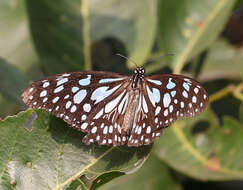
0, 0, 39, 75
154, 108, 243, 180
26, 0, 157, 74
99, 155, 182, 190
26, 0, 85, 75
0, 109, 151, 190
158, 0, 236, 74
90, 0, 157, 69
200, 39, 243, 81
0, 58, 29, 107
0, 95, 20, 119
240, 102, 243, 122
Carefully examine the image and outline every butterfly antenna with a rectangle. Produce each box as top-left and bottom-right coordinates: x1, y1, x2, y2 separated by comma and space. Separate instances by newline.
116, 53, 138, 68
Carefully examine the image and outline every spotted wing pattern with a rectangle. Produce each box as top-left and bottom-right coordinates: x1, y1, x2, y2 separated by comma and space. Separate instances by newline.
22, 70, 209, 147
22, 71, 132, 146
127, 74, 209, 146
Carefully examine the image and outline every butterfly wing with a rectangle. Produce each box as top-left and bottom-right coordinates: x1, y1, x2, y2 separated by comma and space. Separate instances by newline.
127, 74, 209, 146
22, 71, 131, 146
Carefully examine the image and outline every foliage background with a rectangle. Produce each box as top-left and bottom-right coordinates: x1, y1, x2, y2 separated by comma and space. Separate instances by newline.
0, 0, 243, 189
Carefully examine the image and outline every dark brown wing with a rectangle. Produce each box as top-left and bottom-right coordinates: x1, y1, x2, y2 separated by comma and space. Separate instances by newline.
22, 71, 131, 146
127, 74, 209, 146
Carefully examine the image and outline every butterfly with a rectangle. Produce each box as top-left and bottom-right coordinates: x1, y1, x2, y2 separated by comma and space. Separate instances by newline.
22, 67, 209, 147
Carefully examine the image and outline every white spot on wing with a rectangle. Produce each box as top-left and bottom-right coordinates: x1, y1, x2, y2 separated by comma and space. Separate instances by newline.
52, 97, 59, 103
66, 101, 72, 109
171, 90, 176, 97
72, 87, 79, 93
147, 79, 162, 85
146, 126, 151, 134
99, 78, 124, 83
163, 93, 171, 107
94, 108, 104, 119
91, 85, 121, 104
103, 126, 108, 134
70, 105, 77, 113
64, 94, 70, 99
29, 87, 34, 92
169, 105, 173, 113
54, 85, 64, 93
43, 82, 50, 88
81, 122, 88, 130
146, 86, 160, 107
182, 90, 188, 98
194, 87, 199, 94
118, 92, 128, 114
164, 109, 168, 116
74, 90, 87, 104
57, 78, 68, 86
142, 95, 148, 113
91, 126, 97, 133
79, 75, 91, 86
82, 115, 87, 120
166, 78, 176, 89
83, 103, 91, 112
180, 102, 184, 108
155, 106, 161, 116
183, 82, 190, 91
40, 90, 47, 97
43, 97, 48, 103
105, 91, 125, 113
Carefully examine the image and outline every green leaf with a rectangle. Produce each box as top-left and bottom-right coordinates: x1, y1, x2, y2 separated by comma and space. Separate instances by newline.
0, 0, 39, 75
0, 58, 29, 107
26, 0, 85, 74
89, 0, 157, 68
154, 108, 243, 180
99, 155, 182, 190
0, 109, 151, 190
26, 0, 157, 74
158, 0, 236, 74
200, 39, 243, 81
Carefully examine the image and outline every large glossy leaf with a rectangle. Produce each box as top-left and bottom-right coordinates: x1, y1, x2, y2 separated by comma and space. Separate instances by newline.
99, 155, 182, 190
0, 58, 29, 107
26, 0, 157, 74
200, 39, 243, 81
0, 109, 151, 190
154, 108, 243, 180
0, 0, 39, 74
157, 0, 236, 74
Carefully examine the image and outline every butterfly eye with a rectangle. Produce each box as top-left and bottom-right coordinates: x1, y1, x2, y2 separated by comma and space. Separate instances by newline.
22, 69, 209, 147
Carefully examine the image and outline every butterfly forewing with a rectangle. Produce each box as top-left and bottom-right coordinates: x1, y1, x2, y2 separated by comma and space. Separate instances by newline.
22, 68, 209, 147
22, 71, 130, 146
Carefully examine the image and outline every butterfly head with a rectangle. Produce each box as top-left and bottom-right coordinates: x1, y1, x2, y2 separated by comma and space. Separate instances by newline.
131, 67, 145, 88
134, 67, 145, 77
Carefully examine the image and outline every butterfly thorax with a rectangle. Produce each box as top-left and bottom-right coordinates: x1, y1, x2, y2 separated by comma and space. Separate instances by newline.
131, 67, 144, 88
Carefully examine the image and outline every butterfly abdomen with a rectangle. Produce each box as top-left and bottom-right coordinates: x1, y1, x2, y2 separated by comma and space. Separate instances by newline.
122, 88, 140, 135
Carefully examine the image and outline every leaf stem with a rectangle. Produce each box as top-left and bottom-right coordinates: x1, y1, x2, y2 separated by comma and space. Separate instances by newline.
81, 0, 92, 70
209, 83, 243, 103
